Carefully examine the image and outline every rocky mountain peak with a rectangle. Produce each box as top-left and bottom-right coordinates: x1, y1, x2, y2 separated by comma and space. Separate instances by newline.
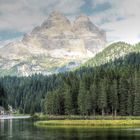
49, 10, 66, 19
73, 14, 97, 33
74, 14, 90, 23
41, 11, 71, 30
0, 11, 107, 76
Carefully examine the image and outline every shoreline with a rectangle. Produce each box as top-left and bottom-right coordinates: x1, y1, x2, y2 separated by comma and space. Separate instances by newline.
0, 115, 30, 120
35, 120, 140, 128
33, 114, 140, 120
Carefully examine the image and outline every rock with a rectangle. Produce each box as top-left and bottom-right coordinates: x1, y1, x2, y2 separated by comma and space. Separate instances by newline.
0, 11, 106, 76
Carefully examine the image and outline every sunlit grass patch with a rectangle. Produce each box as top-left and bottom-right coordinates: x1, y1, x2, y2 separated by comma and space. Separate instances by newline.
35, 120, 140, 128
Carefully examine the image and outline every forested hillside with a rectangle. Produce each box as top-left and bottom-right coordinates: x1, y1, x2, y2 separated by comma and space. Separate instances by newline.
0, 52, 140, 115
84, 42, 140, 67
44, 53, 140, 116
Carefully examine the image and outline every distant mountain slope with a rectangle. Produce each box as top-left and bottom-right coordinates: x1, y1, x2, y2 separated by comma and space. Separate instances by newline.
0, 11, 106, 77
84, 42, 140, 67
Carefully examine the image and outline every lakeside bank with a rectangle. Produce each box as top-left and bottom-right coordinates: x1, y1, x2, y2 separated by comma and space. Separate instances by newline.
33, 115, 140, 128
0, 115, 30, 120
32, 114, 140, 120
35, 119, 140, 128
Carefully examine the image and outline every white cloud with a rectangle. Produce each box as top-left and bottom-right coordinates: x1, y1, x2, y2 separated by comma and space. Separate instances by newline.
0, 0, 85, 32
91, 0, 140, 44
0, 0, 140, 44
103, 17, 140, 44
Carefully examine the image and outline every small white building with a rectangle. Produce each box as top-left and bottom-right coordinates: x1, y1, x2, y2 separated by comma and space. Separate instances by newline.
0, 106, 5, 115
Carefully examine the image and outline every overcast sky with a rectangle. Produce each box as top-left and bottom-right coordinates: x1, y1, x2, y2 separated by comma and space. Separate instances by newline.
0, 0, 140, 46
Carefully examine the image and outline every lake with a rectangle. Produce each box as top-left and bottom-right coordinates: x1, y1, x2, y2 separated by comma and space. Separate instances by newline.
1, 119, 140, 140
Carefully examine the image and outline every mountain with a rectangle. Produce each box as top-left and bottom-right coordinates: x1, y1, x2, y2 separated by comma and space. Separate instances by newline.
0, 11, 106, 76
84, 42, 140, 67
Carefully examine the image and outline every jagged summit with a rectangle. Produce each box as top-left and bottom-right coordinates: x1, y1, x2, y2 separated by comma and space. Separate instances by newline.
0, 11, 107, 76
48, 10, 67, 20
74, 14, 90, 23
73, 14, 104, 36
41, 11, 71, 31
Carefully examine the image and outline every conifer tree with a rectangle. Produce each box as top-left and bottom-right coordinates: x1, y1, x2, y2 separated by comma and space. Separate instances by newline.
134, 71, 140, 116
98, 79, 107, 116
64, 84, 74, 115
90, 83, 97, 115
119, 78, 128, 116
112, 80, 118, 116
78, 81, 87, 115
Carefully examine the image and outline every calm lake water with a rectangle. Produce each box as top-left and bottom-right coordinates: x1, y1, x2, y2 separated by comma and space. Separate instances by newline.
1, 119, 140, 140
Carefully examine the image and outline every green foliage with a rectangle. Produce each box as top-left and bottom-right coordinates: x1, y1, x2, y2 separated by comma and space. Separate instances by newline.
98, 79, 107, 116
84, 42, 140, 67
134, 71, 140, 116
78, 81, 87, 115
36, 120, 140, 127
43, 53, 140, 116
0, 83, 8, 109
0, 52, 140, 116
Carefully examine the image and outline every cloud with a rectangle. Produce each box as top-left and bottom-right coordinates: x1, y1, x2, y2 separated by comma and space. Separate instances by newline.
103, 17, 140, 44
90, 0, 140, 44
0, 0, 85, 46
91, 0, 140, 24
0, 0, 85, 32
0, 0, 140, 44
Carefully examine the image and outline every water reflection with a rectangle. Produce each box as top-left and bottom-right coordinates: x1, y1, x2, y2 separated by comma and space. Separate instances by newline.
8, 119, 12, 138
0, 119, 5, 135
0, 119, 140, 140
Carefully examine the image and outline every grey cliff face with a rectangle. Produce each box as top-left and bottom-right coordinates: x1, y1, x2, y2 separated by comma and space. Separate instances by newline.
0, 11, 106, 76
41, 11, 71, 30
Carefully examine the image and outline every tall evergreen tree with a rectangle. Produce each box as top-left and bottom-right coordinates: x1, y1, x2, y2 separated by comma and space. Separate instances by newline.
64, 84, 74, 115
78, 81, 87, 115
112, 80, 118, 116
118, 78, 128, 116
98, 79, 107, 116
90, 83, 97, 115
134, 71, 140, 116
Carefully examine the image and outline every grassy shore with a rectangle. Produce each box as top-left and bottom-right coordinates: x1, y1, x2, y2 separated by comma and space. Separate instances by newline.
35, 119, 140, 128
13, 113, 30, 117
32, 114, 140, 120
33, 114, 140, 128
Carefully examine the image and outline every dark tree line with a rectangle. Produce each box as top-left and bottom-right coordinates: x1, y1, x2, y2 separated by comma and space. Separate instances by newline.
0, 74, 63, 114
0, 53, 140, 116
43, 53, 140, 116
0, 83, 8, 109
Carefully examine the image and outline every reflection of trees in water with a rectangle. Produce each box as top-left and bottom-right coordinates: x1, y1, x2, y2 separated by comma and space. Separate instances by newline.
8, 119, 13, 138
0, 119, 12, 139
0, 119, 35, 139
1, 120, 140, 140
0, 119, 5, 134
42, 127, 140, 140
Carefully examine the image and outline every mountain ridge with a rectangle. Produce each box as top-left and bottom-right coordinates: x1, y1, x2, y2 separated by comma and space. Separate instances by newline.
0, 11, 106, 76
83, 42, 140, 67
